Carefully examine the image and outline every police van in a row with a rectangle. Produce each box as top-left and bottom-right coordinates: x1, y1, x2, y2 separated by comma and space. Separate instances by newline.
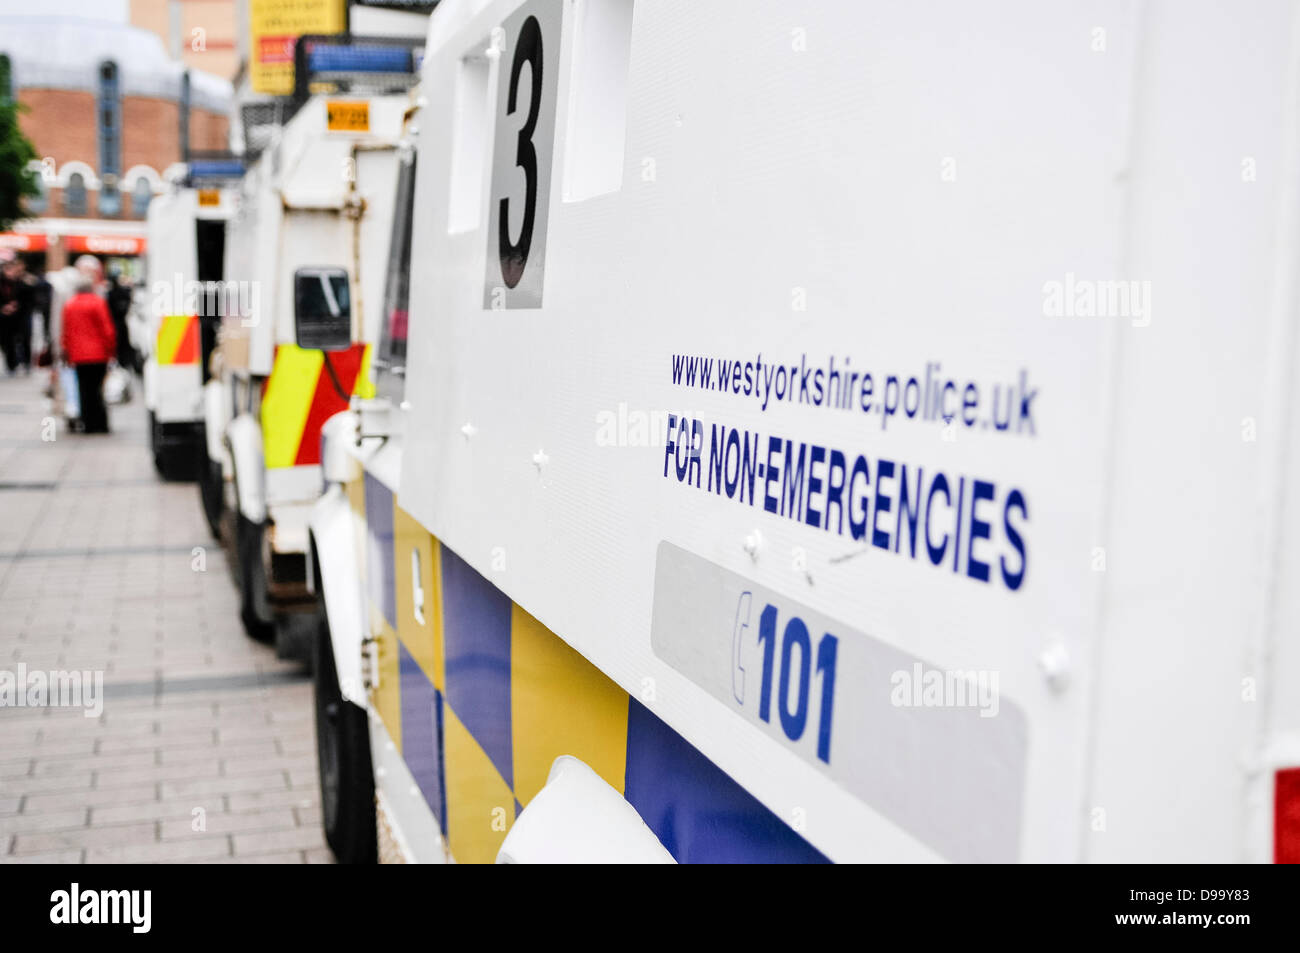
246, 0, 1300, 863
189, 37, 422, 659
141, 157, 243, 484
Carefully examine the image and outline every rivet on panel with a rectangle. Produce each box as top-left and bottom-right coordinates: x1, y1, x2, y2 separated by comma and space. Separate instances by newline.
1039, 642, 1070, 693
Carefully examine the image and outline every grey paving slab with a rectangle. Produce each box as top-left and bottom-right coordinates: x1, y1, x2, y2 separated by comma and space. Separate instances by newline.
0, 848, 85, 864
84, 838, 233, 863
231, 825, 327, 855
158, 808, 296, 840
0, 373, 323, 864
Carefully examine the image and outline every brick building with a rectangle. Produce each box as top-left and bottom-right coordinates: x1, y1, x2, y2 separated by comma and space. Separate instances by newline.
0, 16, 232, 272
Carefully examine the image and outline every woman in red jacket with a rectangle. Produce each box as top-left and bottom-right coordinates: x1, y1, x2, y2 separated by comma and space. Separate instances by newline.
60, 277, 117, 434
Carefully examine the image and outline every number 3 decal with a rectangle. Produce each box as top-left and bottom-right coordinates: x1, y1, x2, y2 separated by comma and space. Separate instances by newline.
484, 0, 560, 309
499, 16, 542, 289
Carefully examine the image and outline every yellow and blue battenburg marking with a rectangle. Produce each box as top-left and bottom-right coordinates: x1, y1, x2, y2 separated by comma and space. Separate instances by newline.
356, 472, 829, 864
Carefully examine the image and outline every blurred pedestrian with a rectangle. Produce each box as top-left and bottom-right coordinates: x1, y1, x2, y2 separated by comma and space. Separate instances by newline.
73, 254, 105, 291
60, 274, 116, 434
30, 267, 52, 367
105, 267, 136, 370
0, 249, 14, 368
0, 250, 35, 374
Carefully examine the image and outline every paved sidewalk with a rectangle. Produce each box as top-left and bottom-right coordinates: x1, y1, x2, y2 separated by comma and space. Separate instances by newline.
0, 371, 331, 863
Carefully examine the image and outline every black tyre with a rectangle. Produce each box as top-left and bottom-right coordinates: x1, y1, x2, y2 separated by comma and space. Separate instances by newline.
151, 413, 200, 481
149, 411, 166, 477
197, 450, 224, 539
152, 446, 189, 481
275, 613, 316, 674
314, 595, 377, 864
236, 512, 275, 642
218, 462, 239, 588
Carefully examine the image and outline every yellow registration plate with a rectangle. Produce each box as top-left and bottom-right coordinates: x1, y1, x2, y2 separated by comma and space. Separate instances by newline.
326, 101, 370, 132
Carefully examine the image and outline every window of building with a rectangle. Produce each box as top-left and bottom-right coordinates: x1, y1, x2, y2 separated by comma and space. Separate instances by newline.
97, 60, 121, 182
179, 71, 190, 159
26, 172, 47, 214
64, 173, 87, 216
131, 177, 153, 217
99, 180, 121, 218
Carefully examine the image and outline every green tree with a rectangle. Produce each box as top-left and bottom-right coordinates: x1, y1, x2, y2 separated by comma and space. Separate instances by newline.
0, 97, 39, 233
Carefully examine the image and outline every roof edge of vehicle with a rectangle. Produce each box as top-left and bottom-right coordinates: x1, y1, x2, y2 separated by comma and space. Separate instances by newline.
241, 36, 423, 211
183, 152, 247, 187
143, 153, 245, 219
291, 33, 425, 107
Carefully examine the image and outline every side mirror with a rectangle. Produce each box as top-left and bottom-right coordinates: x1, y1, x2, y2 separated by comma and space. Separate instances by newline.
294, 267, 352, 350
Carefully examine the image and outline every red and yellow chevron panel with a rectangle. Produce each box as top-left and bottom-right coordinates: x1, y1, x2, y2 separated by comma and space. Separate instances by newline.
156, 315, 200, 365
260, 343, 375, 468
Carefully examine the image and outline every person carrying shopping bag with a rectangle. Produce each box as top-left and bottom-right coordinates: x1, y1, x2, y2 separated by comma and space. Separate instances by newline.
60, 275, 116, 434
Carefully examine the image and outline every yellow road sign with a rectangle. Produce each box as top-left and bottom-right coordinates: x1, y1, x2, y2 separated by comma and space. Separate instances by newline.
249, 0, 345, 95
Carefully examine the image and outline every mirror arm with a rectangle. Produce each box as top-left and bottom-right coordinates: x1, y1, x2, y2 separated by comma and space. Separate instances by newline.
321, 352, 350, 402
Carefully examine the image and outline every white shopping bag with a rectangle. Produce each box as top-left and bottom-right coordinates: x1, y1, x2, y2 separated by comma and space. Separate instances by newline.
104, 363, 132, 405
29, 313, 46, 361
59, 365, 80, 420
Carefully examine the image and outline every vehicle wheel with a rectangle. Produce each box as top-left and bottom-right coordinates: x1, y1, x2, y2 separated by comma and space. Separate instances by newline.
219, 460, 240, 587
275, 613, 316, 674
197, 448, 224, 539
236, 511, 275, 642
154, 446, 182, 480
154, 447, 194, 482
151, 414, 199, 481
149, 412, 165, 477
314, 596, 377, 864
